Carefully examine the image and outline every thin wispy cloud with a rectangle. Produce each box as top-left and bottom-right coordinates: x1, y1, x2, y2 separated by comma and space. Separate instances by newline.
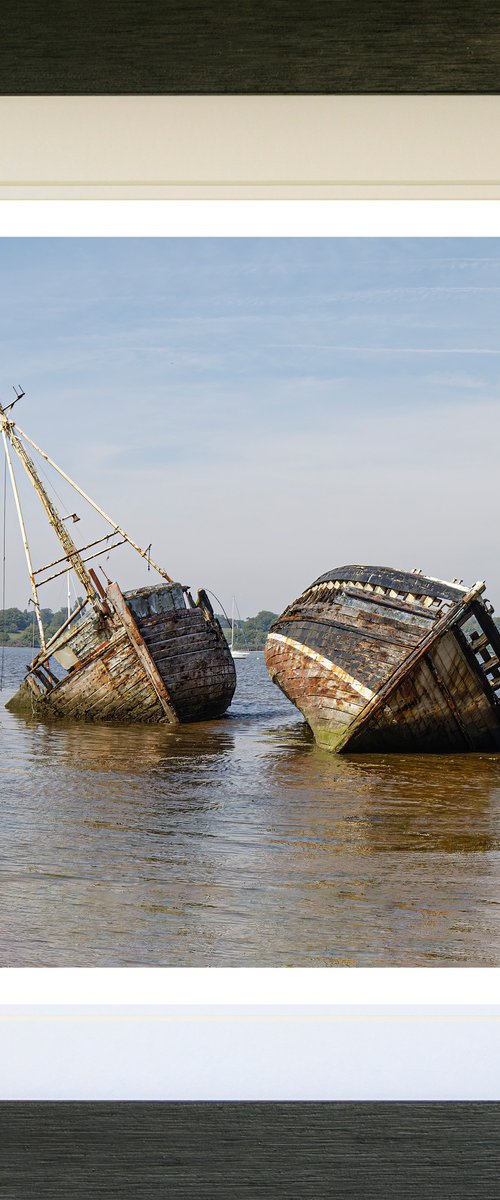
2, 235, 500, 613
269, 344, 500, 355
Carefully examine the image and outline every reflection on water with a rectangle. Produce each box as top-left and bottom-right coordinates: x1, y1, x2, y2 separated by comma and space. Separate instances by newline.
1, 646, 500, 966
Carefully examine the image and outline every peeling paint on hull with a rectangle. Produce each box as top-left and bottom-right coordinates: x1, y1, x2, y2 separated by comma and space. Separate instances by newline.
7, 581, 236, 724
265, 564, 500, 753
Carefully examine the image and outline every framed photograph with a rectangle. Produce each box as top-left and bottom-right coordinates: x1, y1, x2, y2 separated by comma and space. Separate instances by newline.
1, 203, 500, 981
1, 3, 500, 1180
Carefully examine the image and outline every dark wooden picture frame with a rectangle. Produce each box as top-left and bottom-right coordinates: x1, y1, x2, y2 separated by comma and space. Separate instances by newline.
0, 4, 498, 1179
1, 1102, 499, 1197
2, 2, 500, 94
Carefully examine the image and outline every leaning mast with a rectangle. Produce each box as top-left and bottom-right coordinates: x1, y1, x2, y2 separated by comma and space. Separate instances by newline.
0, 399, 103, 638
1, 417, 47, 649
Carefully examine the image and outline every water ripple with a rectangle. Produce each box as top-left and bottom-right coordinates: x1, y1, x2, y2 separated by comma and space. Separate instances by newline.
1, 647, 500, 965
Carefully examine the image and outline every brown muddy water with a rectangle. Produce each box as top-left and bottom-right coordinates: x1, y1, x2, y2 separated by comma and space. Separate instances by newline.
1, 646, 500, 966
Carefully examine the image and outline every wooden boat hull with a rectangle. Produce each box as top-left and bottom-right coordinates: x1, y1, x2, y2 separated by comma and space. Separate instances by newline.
265, 565, 500, 753
7, 582, 236, 724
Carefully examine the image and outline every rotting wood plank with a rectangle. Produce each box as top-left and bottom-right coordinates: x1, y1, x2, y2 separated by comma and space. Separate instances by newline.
52, 668, 128, 718
43, 621, 162, 722
167, 657, 231, 678
432, 635, 500, 739
153, 649, 229, 673
349, 669, 443, 751
269, 621, 398, 686
351, 637, 500, 753
133, 597, 234, 723
310, 589, 439, 624
319, 587, 439, 625
479, 655, 500, 674
45, 628, 122, 694
103, 671, 159, 709
351, 671, 457, 752
312, 565, 465, 602
142, 631, 221, 657
336, 582, 489, 752
84, 671, 158, 718
372, 663, 455, 749
423, 653, 473, 748
107, 582, 179, 725
155, 654, 232, 678
277, 611, 416, 650
469, 600, 500, 656
325, 594, 432, 638
265, 638, 365, 730
469, 633, 490, 653
455, 624, 500, 720
170, 673, 237, 698
137, 609, 204, 632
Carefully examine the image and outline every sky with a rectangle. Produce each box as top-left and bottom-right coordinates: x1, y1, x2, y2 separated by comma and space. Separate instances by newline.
1, 236, 500, 616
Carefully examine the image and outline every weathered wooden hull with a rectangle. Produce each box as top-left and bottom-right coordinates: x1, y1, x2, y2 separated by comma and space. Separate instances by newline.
7, 581, 236, 724
124, 583, 236, 722
265, 565, 500, 753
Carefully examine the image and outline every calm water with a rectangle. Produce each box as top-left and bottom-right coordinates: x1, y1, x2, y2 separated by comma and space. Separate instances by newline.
1, 645, 500, 966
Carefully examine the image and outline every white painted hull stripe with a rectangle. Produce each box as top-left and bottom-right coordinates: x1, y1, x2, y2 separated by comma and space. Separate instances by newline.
267, 632, 374, 701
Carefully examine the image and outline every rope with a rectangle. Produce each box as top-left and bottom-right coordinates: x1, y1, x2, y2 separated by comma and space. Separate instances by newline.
0, 450, 6, 690
231, 596, 249, 649
30, 601, 36, 716
204, 589, 232, 631
35, 446, 70, 514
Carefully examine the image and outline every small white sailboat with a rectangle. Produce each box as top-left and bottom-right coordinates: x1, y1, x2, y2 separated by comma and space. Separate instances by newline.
229, 597, 250, 658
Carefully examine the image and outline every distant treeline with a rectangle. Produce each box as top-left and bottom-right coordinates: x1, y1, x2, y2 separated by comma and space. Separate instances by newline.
0, 606, 73, 646
0, 605, 278, 650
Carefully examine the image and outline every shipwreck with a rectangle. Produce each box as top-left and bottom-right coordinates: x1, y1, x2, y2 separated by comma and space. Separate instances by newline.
1, 396, 235, 723
264, 564, 500, 752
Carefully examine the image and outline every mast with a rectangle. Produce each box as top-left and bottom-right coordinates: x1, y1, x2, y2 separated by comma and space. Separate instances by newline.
0, 404, 102, 611
1, 428, 46, 649
15, 423, 173, 584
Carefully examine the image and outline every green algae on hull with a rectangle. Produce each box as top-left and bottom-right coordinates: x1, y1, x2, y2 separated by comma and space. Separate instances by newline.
265, 564, 500, 754
5, 683, 37, 715
312, 724, 349, 752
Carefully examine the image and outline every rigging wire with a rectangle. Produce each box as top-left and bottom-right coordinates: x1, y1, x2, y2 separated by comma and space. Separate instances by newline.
204, 589, 232, 632
34, 444, 72, 516
28, 440, 132, 587
231, 595, 249, 649
29, 598, 36, 716
18, 434, 115, 606
14, 418, 172, 583
0, 449, 6, 690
